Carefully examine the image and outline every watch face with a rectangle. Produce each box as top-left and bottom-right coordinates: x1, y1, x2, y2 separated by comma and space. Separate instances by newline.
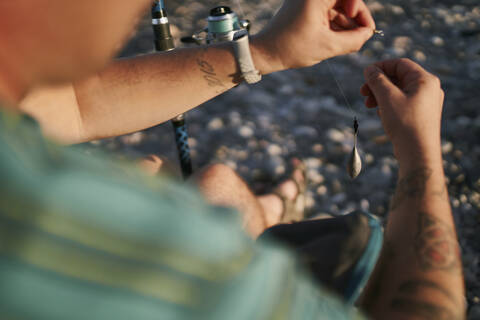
233, 30, 248, 41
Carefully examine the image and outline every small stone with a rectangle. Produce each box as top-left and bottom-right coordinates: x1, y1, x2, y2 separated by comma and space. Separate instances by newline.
413, 50, 427, 62
187, 137, 197, 148
308, 170, 325, 184
305, 158, 322, 169
360, 199, 370, 211
325, 164, 340, 174
453, 150, 463, 159
267, 144, 283, 156
207, 117, 224, 130
120, 132, 144, 145
393, 36, 412, 56
421, 20, 431, 29
312, 144, 324, 154
317, 185, 328, 196
275, 165, 285, 175
365, 153, 375, 165
452, 199, 460, 208
224, 160, 237, 170
326, 128, 345, 143
279, 84, 294, 95
454, 174, 466, 184
229, 111, 242, 126
381, 164, 392, 178
389, 5, 405, 15
238, 126, 254, 138
332, 193, 347, 204
305, 191, 315, 209
332, 179, 342, 194
431, 36, 445, 46
371, 40, 385, 51
367, 1, 384, 13
449, 163, 460, 173
442, 141, 453, 154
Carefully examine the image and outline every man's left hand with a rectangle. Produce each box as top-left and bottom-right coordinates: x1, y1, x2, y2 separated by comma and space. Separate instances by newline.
251, 0, 375, 74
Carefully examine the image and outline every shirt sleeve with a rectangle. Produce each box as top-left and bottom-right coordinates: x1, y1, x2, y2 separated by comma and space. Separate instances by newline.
0, 113, 367, 320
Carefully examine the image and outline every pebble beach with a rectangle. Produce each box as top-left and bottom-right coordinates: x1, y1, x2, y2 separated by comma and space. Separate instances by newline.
89, 0, 480, 317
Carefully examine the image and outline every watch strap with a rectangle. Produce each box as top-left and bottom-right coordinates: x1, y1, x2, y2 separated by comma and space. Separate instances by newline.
232, 30, 261, 84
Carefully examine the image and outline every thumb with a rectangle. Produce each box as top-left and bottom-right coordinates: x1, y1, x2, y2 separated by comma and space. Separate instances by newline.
364, 65, 402, 105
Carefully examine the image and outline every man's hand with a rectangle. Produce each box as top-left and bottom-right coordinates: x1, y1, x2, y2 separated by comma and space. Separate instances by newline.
360, 58, 445, 169
251, 0, 375, 74
358, 59, 465, 320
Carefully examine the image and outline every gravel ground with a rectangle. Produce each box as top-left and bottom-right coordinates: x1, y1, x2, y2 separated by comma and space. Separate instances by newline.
91, 0, 480, 317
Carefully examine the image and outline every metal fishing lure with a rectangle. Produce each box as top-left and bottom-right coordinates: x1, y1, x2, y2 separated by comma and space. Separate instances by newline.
347, 118, 362, 179
327, 29, 384, 179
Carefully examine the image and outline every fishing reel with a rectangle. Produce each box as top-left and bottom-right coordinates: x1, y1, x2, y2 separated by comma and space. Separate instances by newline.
181, 6, 250, 45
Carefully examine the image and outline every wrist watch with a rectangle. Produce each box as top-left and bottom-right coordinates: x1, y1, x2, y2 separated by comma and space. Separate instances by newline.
232, 29, 262, 84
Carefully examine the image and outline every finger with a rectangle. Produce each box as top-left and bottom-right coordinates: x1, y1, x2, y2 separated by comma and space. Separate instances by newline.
329, 9, 358, 30
356, 4, 376, 29
331, 26, 373, 54
373, 58, 429, 89
360, 83, 372, 96
364, 64, 403, 105
365, 95, 377, 108
337, 0, 375, 29
336, 0, 359, 18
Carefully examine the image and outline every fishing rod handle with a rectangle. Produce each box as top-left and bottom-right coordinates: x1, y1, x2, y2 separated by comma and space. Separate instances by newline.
152, 0, 175, 51
171, 115, 193, 179
151, 1, 193, 179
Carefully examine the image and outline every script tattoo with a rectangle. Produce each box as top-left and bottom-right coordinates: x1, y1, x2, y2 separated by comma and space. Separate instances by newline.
414, 212, 461, 272
196, 58, 225, 88
390, 167, 432, 209
390, 279, 464, 320
390, 167, 449, 210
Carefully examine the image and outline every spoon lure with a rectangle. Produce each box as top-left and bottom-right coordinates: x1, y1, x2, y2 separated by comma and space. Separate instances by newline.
347, 117, 362, 179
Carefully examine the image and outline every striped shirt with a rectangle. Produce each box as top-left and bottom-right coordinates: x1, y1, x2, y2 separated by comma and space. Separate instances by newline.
0, 108, 366, 320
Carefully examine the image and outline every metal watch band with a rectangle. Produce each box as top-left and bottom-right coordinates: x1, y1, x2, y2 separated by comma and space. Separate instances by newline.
232, 30, 261, 84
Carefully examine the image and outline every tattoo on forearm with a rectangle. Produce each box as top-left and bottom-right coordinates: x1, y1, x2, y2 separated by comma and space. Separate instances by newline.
414, 212, 461, 272
390, 167, 449, 210
391, 167, 431, 209
390, 279, 464, 320
397, 280, 458, 305
390, 297, 457, 320
196, 58, 225, 88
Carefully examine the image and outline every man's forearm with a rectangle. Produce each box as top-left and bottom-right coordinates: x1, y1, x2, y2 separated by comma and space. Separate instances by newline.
21, 40, 273, 144
360, 151, 465, 319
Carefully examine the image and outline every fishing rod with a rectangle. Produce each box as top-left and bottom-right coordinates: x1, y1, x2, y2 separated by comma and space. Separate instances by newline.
152, 0, 193, 179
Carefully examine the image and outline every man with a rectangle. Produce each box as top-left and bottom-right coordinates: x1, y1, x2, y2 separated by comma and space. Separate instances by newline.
0, 1, 464, 320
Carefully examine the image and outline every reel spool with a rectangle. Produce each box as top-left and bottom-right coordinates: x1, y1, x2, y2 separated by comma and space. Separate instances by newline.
181, 6, 250, 45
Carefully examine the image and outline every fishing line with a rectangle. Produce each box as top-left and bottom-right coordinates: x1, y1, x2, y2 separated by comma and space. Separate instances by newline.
325, 59, 357, 117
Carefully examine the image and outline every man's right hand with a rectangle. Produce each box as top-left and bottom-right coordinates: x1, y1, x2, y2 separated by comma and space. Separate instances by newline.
360, 58, 445, 168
